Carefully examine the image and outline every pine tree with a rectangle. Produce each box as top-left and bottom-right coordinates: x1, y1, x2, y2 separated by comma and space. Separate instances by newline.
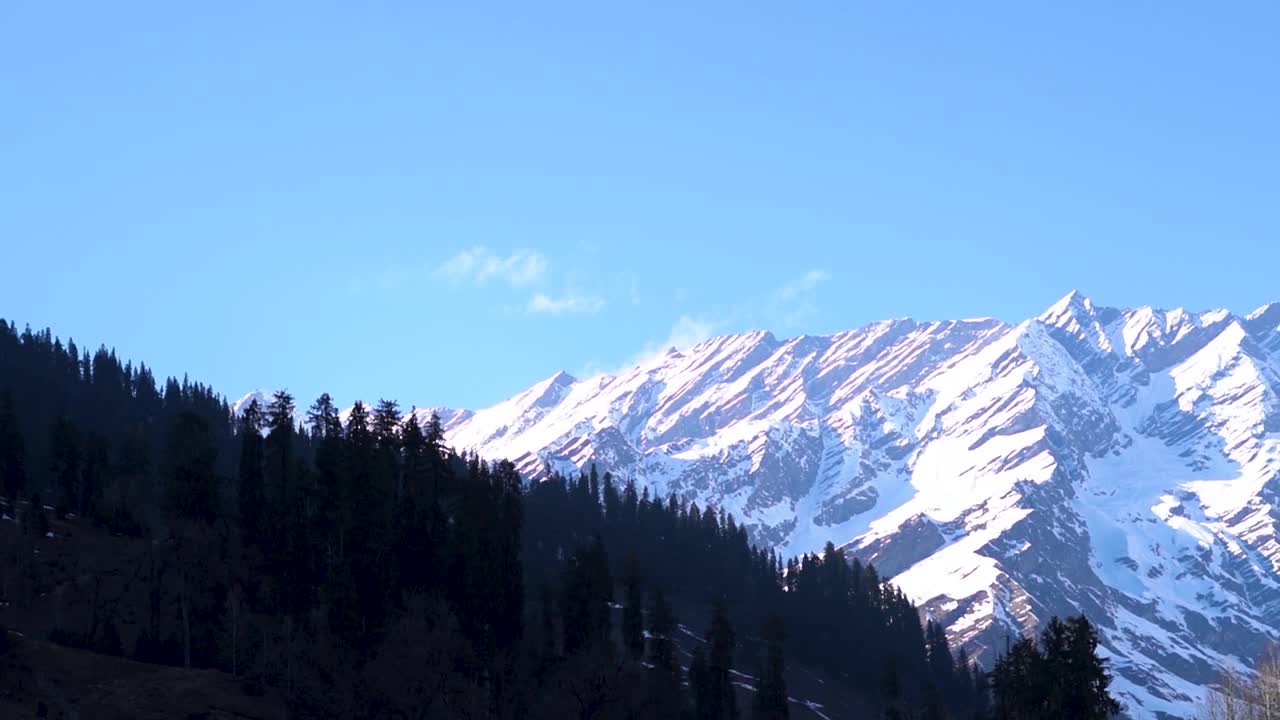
622, 478, 639, 527
162, 411, 220, 668
307, 393, 344, 560
1062, 615, 1120, 719
706, 600, 739, 720
648, 586, 678, 670
395, 411, 431, 594
989, 616, 1119, 720
753, 615, 789, 720
647, 586, 684, 717
923, 682, 947, 720
306, 393, 342, 438
562, 534, 612, 656
490, 458, 524, 651
588, 463, 601, 507
372, 398, 402, 502
690, 646, 714, 720
1040, 616, 1071, 717
956, 646, 971, 681
926, 619, 956, 689
622, 551, 645, 661
880, 657, 906, 720
79, 432, 109, 520
424, 410, 445, 450
26, 491, 50, 537
236, 399, 266, 549
0, 390, 27, 500
262, 391, 296, 571
49, 415, 81, 516
992, 635, 1045, 720
342, 401, 375, 557
603, 471, 621, 523
973, 665, 991, 720
538, 582, 558, 659
163, 412, 219, 526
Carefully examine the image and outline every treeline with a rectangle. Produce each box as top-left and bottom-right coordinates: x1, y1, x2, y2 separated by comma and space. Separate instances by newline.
0, 320, 232, 536
524, 464, 988, 717
0, 318, 1122, 718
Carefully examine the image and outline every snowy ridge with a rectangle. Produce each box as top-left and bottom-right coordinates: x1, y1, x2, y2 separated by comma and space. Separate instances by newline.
232, 389, 272, 417
426, 293, 1280, 718
242, 292, 1280, 718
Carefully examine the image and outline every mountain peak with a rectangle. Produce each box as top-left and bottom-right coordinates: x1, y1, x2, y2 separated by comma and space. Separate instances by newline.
547, 370, 577, 386
1036, 290, 1101, 334
232, 389, 270, 415
517, 370, 577, 412
1246, 301, 1280, 334
1043, 289, 1095, 317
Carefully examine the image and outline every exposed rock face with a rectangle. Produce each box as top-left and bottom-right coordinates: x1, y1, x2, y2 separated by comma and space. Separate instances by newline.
242, 292, 1280, 717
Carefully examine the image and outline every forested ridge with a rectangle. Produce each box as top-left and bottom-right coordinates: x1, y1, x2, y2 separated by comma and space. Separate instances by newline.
0, 318, 1121, 719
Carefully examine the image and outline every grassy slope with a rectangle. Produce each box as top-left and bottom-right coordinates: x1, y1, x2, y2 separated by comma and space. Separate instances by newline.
0, 633, 284, 720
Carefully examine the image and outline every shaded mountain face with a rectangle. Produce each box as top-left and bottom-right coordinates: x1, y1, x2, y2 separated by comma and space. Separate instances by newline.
238, 292, 1280, 717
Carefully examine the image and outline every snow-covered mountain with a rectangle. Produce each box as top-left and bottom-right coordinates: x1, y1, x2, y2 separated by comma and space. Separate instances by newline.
231, 389, 272, 417
238, 291, 1280, 717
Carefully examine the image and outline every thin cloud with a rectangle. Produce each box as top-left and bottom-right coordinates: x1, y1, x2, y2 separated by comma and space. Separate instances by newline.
577, 270, 827, 379
581, 314, 719, 378
629, 275, 642, 306
777, 269, 831, 301
436, 246, 548, 287
660, 315, 717, 351
527, 291, 606, 316
771, 269, 831, 328
628, 314, 719, 368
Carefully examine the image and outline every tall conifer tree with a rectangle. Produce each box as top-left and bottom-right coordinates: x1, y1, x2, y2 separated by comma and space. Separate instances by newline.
753, 615, 789, 720
622, 551, 645, 661
236, 399, 265, 549
706, 600, 739, 720
0, 390, 27, 499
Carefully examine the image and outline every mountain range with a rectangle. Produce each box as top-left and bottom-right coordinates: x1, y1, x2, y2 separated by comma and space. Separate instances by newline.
241, 291, 1280, 718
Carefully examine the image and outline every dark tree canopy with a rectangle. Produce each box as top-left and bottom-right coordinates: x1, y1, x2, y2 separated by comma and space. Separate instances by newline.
990, 615, 1122, 720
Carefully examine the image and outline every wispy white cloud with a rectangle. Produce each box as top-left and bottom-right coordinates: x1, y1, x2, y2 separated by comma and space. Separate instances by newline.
436, 246, 548, 287
527, 291, 606, 316
579, 314, 719, 378
659, 315, 717, 351
770, 268, 831, 328
629, 275, 642, 306
777, 269, 831, 301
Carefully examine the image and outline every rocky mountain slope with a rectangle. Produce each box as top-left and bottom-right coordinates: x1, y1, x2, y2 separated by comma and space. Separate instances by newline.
246, 292, 1280, 717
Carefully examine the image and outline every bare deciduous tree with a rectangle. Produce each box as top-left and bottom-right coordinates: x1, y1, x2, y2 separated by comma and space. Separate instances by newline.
1204, 649, 1280, 720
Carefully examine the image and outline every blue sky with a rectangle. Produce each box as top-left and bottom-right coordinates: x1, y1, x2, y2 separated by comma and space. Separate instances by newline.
2, 3, 1277, 410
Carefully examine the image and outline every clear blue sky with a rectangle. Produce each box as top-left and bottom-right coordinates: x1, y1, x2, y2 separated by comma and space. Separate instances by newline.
2, 3, 1277, 410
